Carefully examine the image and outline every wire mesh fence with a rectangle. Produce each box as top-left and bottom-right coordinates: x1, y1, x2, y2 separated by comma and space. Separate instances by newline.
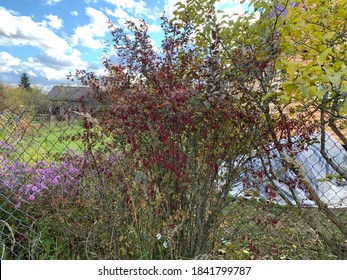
0, 105, 346, 260
0, 108, 85, 259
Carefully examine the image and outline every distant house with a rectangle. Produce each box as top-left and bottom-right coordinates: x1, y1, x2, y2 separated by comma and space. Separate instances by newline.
47, 86, 95, 118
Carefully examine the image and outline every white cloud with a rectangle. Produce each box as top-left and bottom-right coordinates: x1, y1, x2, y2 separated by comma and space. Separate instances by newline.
0, 49, 87, 82
104, 7, 137, 27
36, 49, 86, 70
0, 51, 21, 72
45, 14, 63, 30
45, 0, 63, 5
148, 23, 162, 33
0, 7, 69, 52
35, 51, 87, 81
71, 11, 79, 16
0, 7, 89, 83
105, 0, 146, 14
164, 0, 186, 18
223, 5, 245, 21
105, 0, 161, 21
71, 7, 109, 49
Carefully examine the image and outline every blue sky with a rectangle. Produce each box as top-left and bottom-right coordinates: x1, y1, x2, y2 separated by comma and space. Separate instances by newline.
0, 0, 247, 91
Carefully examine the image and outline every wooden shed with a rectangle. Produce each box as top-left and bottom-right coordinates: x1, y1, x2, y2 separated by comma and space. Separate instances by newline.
47, 86, 95, 118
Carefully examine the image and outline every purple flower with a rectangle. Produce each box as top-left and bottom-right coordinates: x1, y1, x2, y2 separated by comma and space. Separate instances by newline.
0, 148, 113, 208
25, 184, 33, 195
53, 177, 59, 186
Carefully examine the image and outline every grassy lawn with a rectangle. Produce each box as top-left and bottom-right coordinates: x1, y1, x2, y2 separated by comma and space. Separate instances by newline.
0, 117, 85, 164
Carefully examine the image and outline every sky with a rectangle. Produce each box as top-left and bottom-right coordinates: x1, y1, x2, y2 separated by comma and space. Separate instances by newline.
0, 0, 247, 91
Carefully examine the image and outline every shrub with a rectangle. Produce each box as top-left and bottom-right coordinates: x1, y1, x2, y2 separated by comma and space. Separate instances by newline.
67, 17, 271, 259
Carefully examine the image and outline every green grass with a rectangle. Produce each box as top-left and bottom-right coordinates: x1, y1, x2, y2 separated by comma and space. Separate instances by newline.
215, 198, 347, 259
1, 119, 85, 164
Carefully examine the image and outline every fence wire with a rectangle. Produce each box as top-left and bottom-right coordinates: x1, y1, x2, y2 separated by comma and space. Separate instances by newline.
0, 108, 85, 259
0, 106, 346, 260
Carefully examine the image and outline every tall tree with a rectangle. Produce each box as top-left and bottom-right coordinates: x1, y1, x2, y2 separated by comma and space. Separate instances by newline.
19, 72, 31, 91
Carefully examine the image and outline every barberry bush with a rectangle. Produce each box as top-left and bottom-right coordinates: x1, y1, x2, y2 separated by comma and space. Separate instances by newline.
69, 0, 346, 258
68, 17, 271, 258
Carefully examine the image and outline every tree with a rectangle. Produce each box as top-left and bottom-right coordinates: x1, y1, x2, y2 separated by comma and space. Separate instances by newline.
21, 86, 51, 114
0, 82, 26, 111
279, 0, 347, 176
277, 0, 347, 240
19, 72, 31, 91
173, 0, 347, 243
0, 80, 49, 114
0, 81, 6, 112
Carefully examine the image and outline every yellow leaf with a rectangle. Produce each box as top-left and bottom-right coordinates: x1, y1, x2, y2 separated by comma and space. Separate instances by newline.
218, 249, 226, 255
285, 61, 296, 78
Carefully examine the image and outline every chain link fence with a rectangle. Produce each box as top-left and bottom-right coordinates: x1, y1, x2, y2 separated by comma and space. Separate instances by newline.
0, 107, 86, 259
0, 105, 346, 259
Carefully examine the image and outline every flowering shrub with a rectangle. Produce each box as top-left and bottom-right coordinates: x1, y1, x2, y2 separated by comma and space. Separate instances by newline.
2, 135, 130, 259
68, 17, 270, 259
0, 141, 94, 209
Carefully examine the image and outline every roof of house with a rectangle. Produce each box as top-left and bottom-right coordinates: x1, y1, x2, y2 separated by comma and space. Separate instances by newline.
47, 86, 94, 102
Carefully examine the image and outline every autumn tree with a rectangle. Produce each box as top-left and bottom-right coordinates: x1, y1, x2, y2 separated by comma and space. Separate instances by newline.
173, 0, 347, 242
21, 86, 51, 114
0, 82, 26, 111
0, 80, 49, 114
272, 0, 347, 238
279, 0, 347, 178
0, 81, 6, 112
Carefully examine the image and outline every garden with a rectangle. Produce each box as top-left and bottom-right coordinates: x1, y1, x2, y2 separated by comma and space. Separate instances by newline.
1, 0, 347, 260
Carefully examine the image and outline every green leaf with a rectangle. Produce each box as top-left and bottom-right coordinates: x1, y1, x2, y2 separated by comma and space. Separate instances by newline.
282, 82, 298, 93
316, 88, 329, 98
341, 99, 347, 114
322, 31, 335, 40
190, 96, 200, 106
328, 73, 342, 86
262, 92, 277, 102
319, 48, 332, 65
279, 94, 291, 103
203, 100, 211, 109
174, 1, 184, 8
